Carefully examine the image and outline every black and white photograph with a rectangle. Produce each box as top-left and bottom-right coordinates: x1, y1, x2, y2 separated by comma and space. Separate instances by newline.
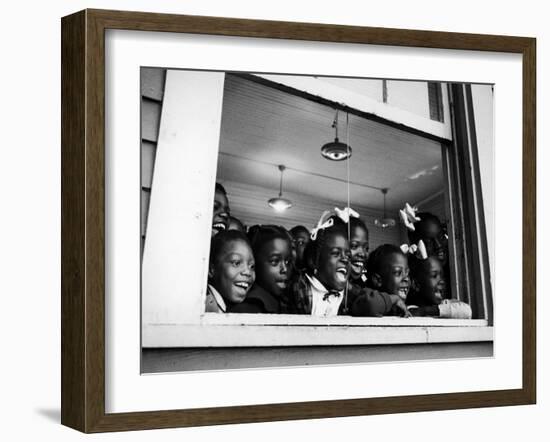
2, 0, 544, 437
140, 68, 494, 373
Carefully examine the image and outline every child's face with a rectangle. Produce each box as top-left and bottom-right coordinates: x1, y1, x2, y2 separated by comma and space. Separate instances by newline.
255, 238, 292, 298
416, 218, 447, 264
349, 225, 369, 280
414, 257, 445, 305
212, 189, 230, 237
377, 252, 410, 300
292, 229, 310, 268
316, 232, 350, 291
210, 239, 255, 305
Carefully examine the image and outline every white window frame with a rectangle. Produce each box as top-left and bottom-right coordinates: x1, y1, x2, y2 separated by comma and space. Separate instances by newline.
141, 69, 494, 349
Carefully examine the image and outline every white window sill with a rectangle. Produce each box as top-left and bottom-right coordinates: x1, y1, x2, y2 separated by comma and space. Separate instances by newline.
142, 314, 492, 348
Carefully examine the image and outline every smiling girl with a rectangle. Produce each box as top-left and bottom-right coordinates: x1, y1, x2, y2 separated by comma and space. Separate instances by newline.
366, 244, 411, 301
329, 216, 369, 314
353, 244, 412, 317
407, 255, 472, 318
290, 222, 350, 316
230, 225, 294, 314
211, 183, 230, 237
206, 230, 255, 313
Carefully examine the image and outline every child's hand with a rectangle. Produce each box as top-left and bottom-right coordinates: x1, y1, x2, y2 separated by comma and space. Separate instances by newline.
389, 295, 412, 317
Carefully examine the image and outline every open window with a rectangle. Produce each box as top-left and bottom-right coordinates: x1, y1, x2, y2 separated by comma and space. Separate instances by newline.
140, 68, 493, 360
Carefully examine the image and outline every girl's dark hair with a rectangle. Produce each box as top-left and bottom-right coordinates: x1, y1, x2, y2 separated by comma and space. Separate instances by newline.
408, 212, 441, 243
289, 225, 309, 237
365, 244, 405, 287
330, 215, 369, 242
406, 254, 439, 306
248, 225, 293, 312
209, 229, 251, 267
247, 225, 292, 254
408, 253, 429, 279
288, 222, 349, 314
215, 182, 227, 196
351, 217, 369, 238
228, 215, 246, 233
303, 222, 349, 275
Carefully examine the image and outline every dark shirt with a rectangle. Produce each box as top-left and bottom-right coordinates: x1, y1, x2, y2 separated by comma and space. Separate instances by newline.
350, 286, 395, 317
339, 278, 366, 315
229, 284, 281, 314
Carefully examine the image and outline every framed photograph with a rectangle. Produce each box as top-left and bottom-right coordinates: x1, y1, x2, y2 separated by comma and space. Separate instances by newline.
61, 9, 536, 433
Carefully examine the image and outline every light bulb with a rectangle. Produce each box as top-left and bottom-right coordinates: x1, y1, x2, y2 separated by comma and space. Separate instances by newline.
268, 197, 292, 212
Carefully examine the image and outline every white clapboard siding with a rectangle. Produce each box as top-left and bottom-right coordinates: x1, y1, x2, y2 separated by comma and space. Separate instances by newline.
141, 99, 162, 143
141, 189, 151, 237
140, 68, 165, 239
141, 68, 166, 101
141, 141, 156, 189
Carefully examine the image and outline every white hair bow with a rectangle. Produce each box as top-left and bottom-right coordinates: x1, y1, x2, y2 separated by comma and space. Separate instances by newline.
399, 202, 421, 231
400, 239, 428, 259
310, 210, 334, 240
334, 206, 359, 224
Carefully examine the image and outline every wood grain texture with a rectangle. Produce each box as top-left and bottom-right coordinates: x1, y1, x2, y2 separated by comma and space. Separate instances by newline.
88, 8, 532, 52
60, 8, 537, 433
522, 37, 536, 404
61, 10, 86, 432
85, 9, 108, 433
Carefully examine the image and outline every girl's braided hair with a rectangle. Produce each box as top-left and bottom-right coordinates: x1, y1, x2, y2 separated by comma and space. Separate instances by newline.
303, 221, 349, 275
289, 222, 350, 314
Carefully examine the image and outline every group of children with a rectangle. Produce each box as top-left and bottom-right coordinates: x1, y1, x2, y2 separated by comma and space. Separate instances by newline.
206, 183, 471, 319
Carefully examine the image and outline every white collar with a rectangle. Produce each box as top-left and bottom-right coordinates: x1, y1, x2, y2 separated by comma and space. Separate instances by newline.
305, 274, 344, 317
207, 284, 227, 312
305, 274, 344, 295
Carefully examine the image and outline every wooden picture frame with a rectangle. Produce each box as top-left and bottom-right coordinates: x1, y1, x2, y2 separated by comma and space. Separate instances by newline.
61, 9, 536, 433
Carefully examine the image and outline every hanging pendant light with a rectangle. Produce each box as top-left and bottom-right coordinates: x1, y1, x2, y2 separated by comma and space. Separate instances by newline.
374, 188, 396, 228
268, 165, 293, 212
320, 109, 352, 161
